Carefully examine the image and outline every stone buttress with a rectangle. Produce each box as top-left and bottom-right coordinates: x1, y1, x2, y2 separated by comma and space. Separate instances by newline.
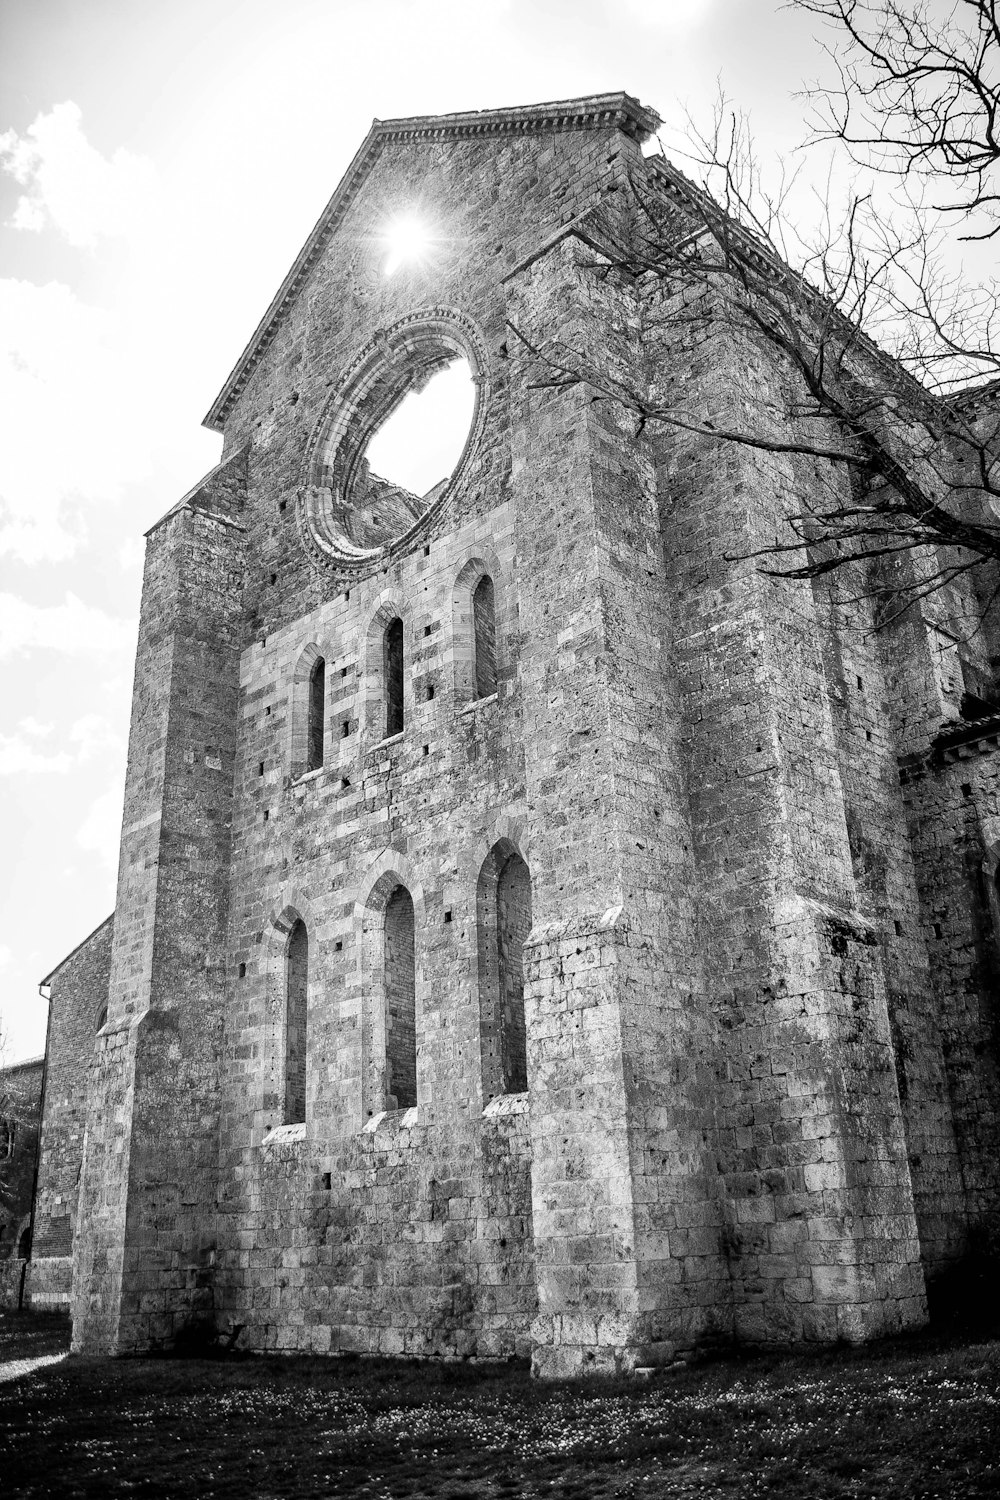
71, 453, 246, 1353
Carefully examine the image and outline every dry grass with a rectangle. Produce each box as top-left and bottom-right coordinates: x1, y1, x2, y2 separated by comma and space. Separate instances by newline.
2, 1310, 999, 1498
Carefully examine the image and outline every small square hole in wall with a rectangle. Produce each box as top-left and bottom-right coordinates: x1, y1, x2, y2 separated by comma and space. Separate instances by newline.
321, 1172, 332, 1190
423, 544, 431, 557
962, 783, 973, 799
279, 499, 287, 512
341, 720, 350, 737
344, 590, 350, 602
341, 775, 351, 789
934, 922, 943, 939
865, 730, 872, 742
238, 962, 246, 978
426, 684, 435, 701
269, 573, 277, 586
424, 624, 432, 637
423, 744, 429, 756
856, 675, 863, 690
894, 920, 903, 937
341, 666, 348, 678
265, 705, 271, 716
263, 809, 269, 822
335, 941, 343, 952
444, 909, 453, 924
258, 762, 265, 777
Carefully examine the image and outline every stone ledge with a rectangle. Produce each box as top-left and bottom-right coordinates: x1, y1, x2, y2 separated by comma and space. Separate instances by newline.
260, 1122, 306, 1148
483, 1092, 529, 1119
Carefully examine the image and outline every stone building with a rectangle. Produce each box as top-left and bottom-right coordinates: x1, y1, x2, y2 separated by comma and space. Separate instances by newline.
28, 93, 1000, 1374
0, 1056, 43, 1307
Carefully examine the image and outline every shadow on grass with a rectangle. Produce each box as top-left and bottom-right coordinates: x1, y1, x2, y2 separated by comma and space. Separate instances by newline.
2, 1308, 1000, 1499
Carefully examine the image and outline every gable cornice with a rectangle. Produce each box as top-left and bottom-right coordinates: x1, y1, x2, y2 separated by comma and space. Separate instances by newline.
201, 93, 661, 434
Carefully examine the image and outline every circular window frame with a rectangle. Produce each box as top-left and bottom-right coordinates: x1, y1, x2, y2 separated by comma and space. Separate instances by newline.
298, 306, 490, 575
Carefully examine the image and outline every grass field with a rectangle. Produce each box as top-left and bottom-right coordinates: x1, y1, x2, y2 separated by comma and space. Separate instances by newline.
2, 1310, 999, 1499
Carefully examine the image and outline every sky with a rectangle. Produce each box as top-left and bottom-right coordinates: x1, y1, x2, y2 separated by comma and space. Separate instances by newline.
0, 0, 894, 1062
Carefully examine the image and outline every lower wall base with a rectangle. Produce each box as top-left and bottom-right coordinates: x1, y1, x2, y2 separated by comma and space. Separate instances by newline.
25, 1256, 74, 1309
0, 1258, 26, 1310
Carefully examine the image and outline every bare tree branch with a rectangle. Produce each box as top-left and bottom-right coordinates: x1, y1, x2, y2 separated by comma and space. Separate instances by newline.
507, 99, 1000, 623
795, 1, 1000, 237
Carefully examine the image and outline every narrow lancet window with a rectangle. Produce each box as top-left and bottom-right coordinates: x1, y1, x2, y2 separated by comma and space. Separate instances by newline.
384, 885, 416, 1110
473, 575, 497, 699
496, 852, 530, 1093
307, 656, 325, 771
385, 617, 404, 737
285, 919, 308, 1124
478, 844, 532, 1101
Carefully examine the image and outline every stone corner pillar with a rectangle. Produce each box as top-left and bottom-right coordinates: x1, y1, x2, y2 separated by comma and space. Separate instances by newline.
72, 457, 246, 1353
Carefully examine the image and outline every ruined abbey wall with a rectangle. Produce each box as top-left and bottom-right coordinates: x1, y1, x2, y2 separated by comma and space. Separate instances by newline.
26, 916, 113, 1309
30, 96, 1000, 1373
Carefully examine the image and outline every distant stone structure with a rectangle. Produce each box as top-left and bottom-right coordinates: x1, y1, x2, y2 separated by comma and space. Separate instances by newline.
27, 94, 1000, 1374
0, 1056, 43, 1308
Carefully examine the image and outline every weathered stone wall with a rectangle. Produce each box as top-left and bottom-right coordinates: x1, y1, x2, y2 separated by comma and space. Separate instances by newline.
61, 96, 1000, 1370
71, 454, 247, 1353
900, 727, 1000, 1261
0, 1058, 43, 1307
648, 265, 927, 1343
27, 917, 112, 1308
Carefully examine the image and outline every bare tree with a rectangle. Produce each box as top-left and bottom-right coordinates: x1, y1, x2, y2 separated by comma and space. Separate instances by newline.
508, 102, 1000, 624
796, 1, 1000, 239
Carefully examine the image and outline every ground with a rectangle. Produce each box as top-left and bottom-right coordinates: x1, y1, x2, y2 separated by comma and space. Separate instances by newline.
2, 1311, 999, 1498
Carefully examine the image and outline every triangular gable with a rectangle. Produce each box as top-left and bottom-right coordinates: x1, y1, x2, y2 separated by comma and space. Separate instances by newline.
202, 93, 660, 434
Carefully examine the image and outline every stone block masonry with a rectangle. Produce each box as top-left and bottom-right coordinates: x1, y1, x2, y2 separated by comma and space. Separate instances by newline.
31, 93, 1000, 1370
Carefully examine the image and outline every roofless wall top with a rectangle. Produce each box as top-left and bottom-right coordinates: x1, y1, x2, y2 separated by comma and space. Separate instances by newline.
201, 92, 661, 435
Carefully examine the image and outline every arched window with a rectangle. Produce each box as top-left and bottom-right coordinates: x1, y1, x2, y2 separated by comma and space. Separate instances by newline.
384, 618, 404, 737
96, 1004, 108, 1034
473, 575, 497, 699
285, 919, 308, 1124
477, 843, 532, 1101
307, 656, 325, 771
290, 644, 325, 779
384, 885, 416, 1110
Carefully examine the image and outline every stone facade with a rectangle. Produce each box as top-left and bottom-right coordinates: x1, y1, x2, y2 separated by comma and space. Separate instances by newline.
0, 1056, 43, 1308
28, 93, 1000, 1374
25, 917, 113, 1309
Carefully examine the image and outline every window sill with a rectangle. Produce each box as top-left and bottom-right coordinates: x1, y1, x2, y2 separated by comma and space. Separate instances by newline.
260, 1122, 306, 1147
460, 692, 498, 716
483, 1092, 528, 1118
363, 1105, 419, 1135
290, 767, 324, 786
369, 731, 405, 751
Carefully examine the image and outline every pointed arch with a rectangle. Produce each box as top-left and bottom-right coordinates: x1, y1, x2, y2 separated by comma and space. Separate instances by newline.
288, 642, 328, 779
263, 891, 321, 1132
362, 593, 413, 742
477, 836, 532, 1103
453, 551, 509, 704
354, 851, 426, 1120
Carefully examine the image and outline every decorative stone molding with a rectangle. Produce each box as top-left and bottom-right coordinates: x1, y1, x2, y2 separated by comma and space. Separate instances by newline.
297, 306, 491, 578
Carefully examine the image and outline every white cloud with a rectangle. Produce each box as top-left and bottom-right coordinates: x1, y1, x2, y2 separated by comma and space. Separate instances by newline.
0, 712, 124, 776
76, 785, 124, 871
18, 717, 54, 739
0, 945, 10, 969
0, 101, 156, 249
0, 730, 73, 776
118, 537, 146, 573
69, 712, 125, 763
0, 278, 165, 564
0, 592, 134, 659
